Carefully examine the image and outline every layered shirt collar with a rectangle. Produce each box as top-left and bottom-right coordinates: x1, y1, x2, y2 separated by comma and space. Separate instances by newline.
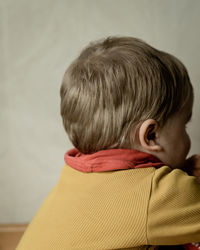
64, 148, 164, 173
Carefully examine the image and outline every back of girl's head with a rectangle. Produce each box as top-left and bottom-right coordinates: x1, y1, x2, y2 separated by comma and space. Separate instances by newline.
60, 36, 193, 154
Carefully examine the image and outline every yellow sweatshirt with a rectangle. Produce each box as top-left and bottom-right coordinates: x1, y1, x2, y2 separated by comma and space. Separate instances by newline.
17, 149, 200, 250
16, 164, 200, 250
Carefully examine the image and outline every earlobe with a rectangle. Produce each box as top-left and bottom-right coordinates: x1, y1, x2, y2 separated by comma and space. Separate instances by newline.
139, 119, 162, 152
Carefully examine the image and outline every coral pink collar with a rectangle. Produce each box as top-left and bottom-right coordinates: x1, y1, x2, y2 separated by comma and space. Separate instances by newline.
64, 148, 164, 173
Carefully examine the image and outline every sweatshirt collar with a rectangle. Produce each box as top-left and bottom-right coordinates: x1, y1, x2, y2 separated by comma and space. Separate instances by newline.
64, 148, 164, 173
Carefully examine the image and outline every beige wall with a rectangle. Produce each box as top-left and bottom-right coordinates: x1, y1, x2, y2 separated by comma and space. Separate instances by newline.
1, 0, 200, 223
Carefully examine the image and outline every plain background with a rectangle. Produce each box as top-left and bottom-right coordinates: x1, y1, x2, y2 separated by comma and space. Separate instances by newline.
0, 0, 200, 223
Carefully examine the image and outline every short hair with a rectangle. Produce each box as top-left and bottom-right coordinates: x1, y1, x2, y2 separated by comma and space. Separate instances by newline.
60, 36, 193, 154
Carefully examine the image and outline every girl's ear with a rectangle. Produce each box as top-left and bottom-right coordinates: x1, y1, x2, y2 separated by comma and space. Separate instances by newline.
138, 119, 162, 152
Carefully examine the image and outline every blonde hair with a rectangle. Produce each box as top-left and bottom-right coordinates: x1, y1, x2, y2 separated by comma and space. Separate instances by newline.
60, 36, 193, 154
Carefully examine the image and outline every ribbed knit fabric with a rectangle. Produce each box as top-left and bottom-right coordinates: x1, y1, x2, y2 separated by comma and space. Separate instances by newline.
64, 148, 200, 250
16, 148, 200, 250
